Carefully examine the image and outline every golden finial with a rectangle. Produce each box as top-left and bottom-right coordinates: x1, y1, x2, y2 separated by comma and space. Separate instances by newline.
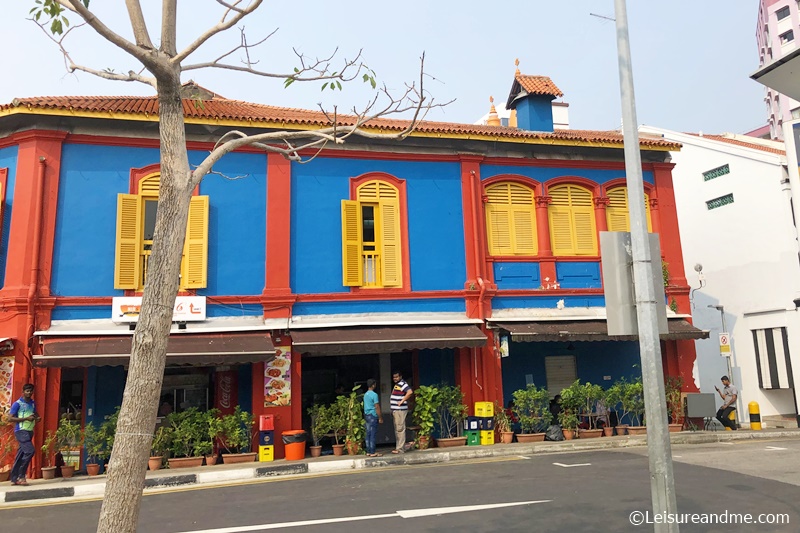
515, 58, 520, 75
487, 95, 500, 126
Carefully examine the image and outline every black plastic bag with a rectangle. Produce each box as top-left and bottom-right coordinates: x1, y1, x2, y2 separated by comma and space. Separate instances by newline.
545, 424, 564, 441
282, 431, 307, 444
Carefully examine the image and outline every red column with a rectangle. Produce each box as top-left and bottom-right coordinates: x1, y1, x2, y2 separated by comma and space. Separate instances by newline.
594, 197, 609, 233
652, 163, 688, 291
460, 156, 484, 283
262, 153, 295, 318
649, 198, 661, 235
535, 196, 556, 282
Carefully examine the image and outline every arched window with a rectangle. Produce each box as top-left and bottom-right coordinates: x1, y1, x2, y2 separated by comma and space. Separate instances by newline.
606, 186, 653, 233
341, 180, 402, 288
115, 172, 209, 291
484, 182, 537, 256
547, 184, 597, 256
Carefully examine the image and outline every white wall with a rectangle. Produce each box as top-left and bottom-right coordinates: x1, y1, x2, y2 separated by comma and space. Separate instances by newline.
641, 126, 800, 422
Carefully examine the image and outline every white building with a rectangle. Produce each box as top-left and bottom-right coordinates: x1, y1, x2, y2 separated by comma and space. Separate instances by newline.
640, 126, 800, 427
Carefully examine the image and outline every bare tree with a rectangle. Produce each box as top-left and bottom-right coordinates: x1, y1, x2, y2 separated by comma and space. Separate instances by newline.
29, 2, 444, 531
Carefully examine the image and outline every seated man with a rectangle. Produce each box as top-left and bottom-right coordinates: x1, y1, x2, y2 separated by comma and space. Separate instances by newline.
715, 376, 738, 430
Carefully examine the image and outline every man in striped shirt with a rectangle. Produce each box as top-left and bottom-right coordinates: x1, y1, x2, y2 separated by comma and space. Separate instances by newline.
390, 371, 413, 454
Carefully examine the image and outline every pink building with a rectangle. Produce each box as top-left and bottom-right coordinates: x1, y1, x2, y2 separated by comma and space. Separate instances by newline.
756, 0, 800, 140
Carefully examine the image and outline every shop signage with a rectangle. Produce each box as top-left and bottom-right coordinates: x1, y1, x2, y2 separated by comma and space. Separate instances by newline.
111, 296, 207, 324
215, 370, 238, 416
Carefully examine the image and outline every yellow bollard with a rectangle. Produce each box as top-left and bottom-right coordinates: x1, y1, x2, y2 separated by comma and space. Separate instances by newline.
749, 401, 762, 431
725, 409, 736, 430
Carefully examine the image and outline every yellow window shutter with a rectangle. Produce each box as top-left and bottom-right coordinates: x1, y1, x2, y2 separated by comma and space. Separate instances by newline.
380, 198, 402, 287
607, 187, 630, 232
549, 207, 574, 255
644, 193, 653, 232
486, 204, 512, 255
573, 210, 598, 254
181, 195, 209, 289
115, 193, 142, 289
341, 200, 363, 286
511, 207, 537, 254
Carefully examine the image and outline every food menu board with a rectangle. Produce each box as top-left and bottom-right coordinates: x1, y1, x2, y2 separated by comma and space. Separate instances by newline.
264, 348, 291, 407
0, 356, 13, 414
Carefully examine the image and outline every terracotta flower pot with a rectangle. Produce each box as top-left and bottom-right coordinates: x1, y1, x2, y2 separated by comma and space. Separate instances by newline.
500, 431, 515, 444
668, 423, 683, 433
222, 452, 257, 464
615, 424, 629, 436
602, 427, 614, 437
0, 469, 11, 482
60, 465, 75, 478
309, 445, 322, 458
579, 429, 603, 439
345, 440, 360, 456
435, 436, 467, 448
417, 435, 431, 450
42, 466, 56, 480
86, 463, 101, 476
515, 433, 545, 443
562, 429, 576, 440
206, 455, 218, 466
627, 426, 647, 436
332, 444, 345, 456
148, 456, 163, 471
168, 456, 204, 469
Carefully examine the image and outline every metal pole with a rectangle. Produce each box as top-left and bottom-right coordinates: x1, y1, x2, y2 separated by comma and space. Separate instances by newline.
612, 1, 679, 530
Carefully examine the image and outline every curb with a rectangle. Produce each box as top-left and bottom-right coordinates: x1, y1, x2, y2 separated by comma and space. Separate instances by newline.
3, 429, 799, 505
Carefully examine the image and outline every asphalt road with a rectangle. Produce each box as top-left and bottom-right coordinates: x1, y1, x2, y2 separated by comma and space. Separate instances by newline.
3, 438, 800, 532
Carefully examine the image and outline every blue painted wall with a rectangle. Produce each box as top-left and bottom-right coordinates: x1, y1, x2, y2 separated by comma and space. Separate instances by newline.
494, 262, 541, 290
515, 97, 554, 132
290, 157, 466, 297
500, 340, 642, 405
51, 303, 263, 321
50, 144, 266, 301
0, 145, 18, 287
493, 295, 605, 310
417, 349, 456, 387
556, 262, 601, 289
293, 298, 465, 316
481, 166, 654, 186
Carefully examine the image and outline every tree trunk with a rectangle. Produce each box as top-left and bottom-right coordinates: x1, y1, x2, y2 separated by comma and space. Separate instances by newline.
96, 71, 194, 533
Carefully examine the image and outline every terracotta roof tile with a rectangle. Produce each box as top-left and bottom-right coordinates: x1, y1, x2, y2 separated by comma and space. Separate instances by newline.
1, 94, 678, 150
514, 74, 564, 98
687, 133, 785, 155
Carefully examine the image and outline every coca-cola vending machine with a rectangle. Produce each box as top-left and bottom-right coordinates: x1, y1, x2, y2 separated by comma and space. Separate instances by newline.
214, 368, 238, 416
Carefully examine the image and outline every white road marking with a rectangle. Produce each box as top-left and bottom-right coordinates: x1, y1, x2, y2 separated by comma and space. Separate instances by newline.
672, 455, 682, 458
518, 455, 531, 459
553, 462, 592, 468
174, 500, 552, 533
765, 446, 788, 451
719, 442, 734, 445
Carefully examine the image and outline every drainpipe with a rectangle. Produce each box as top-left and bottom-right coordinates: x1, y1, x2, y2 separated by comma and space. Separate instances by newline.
25, 157, 47, 382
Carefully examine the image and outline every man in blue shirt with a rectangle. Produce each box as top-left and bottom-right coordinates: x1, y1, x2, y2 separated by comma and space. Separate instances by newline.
363, 379, 383, 457
8, 383, 40, 486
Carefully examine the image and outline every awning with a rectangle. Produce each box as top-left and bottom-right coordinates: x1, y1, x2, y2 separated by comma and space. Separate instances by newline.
291, 324, 488, 356
494, 319, 709, 342
34, 332, 275, 368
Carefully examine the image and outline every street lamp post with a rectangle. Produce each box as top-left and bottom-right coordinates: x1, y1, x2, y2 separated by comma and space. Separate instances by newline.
613, 1, 679, 531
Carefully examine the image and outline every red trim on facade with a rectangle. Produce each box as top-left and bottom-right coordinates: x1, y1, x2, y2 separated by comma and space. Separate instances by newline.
483, 156, 659, 172
543, 176, 602, 197
601, 177, 656, 198
480, 174, 544, 196
493, 288, 604, 297
348, 172, 412, 294
460, 156, 483, 284
263, 153, 294, 318
594, 197, 610, 233
652, 163, 689, 296
535, 196, 553, 257
0, 168, 7, 246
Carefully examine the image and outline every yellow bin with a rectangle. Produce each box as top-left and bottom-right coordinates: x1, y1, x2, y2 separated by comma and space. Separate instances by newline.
475, 402, 494, 418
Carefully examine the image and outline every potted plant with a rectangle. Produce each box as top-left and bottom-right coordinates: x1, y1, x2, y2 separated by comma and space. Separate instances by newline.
342, 385, 365, 455
511, 385, 551, 443
41, 430, 58, 479
604, 380, 625, 436
493, 401, 514, 444
329, 397, 347, 456
202, 408, 222, 465
307, 404, 331, 458
624, 378, 646, 435
166, 408, 206, 468
55, 417, 83, 478
434, 385, 467, 447
412, 385, 438, 450
577, 382, 604, 439
219, 406, 256, 463
83, 422, 107, 476
665, 376, 684, 432
99, 408, 119, 474
558, 380, 583, 440
148, 426, 170, 471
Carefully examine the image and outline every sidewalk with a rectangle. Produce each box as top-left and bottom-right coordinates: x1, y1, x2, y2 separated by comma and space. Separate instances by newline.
3, 427, 798, 506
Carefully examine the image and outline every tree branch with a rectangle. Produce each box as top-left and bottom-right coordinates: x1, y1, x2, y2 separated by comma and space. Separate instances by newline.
173, 0, 263, 64
161, 0, 178, 56
125, 0, 155, 50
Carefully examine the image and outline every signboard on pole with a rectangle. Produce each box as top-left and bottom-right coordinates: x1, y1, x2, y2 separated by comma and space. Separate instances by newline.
719, 332, 732, 357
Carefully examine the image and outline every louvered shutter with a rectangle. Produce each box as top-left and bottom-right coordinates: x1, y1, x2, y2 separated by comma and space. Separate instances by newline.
380, 198, 402, 287
545, 356, 577, 398
549, 208, 573, 255
511, 208, 536, 254
606, 187, 630, 232
573, 210, 597, 254
485, 182, 536, 255
114, 193, 142, 289
181, 195, 209, 289
486, 205, 512, 255
341, 200, 363, 286
644, 193, 653, 232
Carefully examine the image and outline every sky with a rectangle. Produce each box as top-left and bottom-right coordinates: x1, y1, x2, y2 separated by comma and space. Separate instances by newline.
0, 1, 766, 135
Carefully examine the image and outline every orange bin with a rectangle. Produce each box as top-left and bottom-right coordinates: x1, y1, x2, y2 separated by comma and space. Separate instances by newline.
282, 430, 307, 461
